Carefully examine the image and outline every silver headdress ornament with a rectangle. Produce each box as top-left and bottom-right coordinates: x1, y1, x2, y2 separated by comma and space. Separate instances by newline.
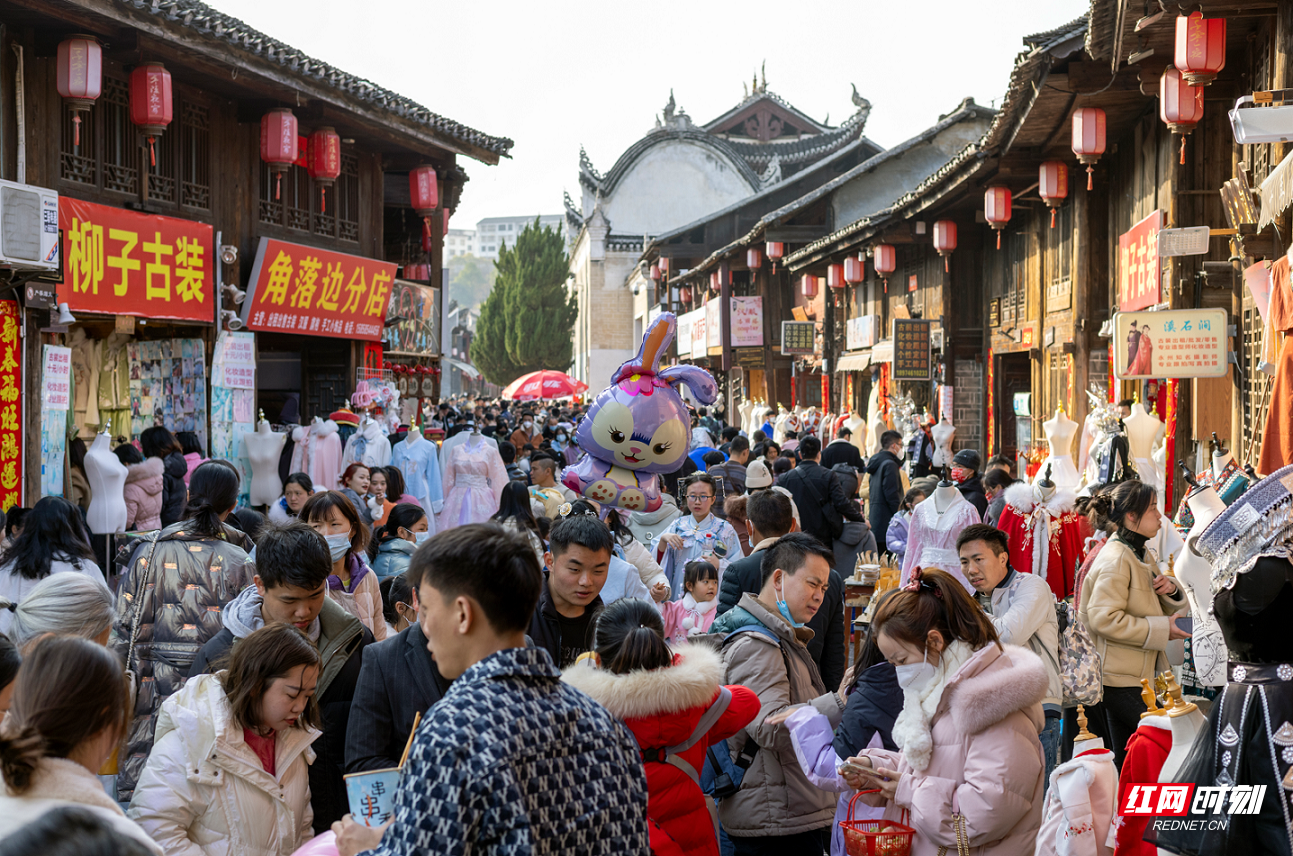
1196, 464, 1293, 594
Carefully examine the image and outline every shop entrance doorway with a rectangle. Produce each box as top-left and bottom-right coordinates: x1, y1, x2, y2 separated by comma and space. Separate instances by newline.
996, 352, 1032, 464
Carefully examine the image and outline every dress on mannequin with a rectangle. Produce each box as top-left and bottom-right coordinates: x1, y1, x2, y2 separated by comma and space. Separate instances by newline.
289, 417, 319, 478
996, 482, 1086, 600
84, 432, 128, 535
245, 418, 286, 506
1258, 254, 1293, 475
306, 418, 343, 493
1115, 708, 1171, 856
1152, 465, 1293, 855
391, 428, 444, 518
1124, 405, 1166, 498
1173, 486, 1228, 687
1034, 746, 1118, 856
844, 411, 867, 456
439, 421, 498, 474
437, 432, 508, 531
900, 485, 978, 593
343, 417, 392, 470
1038, 408, 1081, 490
930, 418, 956, 469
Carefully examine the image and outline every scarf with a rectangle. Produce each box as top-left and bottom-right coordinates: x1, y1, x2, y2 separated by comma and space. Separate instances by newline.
890, 638, 975, 771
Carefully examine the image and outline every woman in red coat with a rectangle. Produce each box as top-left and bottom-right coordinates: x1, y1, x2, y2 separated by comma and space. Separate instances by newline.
563, 598, 759, 856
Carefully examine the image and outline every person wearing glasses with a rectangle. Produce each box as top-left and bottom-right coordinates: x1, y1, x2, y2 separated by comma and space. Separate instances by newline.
656, 474, 743, 601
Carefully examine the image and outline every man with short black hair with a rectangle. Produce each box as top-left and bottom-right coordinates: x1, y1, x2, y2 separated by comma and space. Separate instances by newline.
709, 435, 750, 499
957, 523, 1061, 783
820, 426, 863, 470
779, 434, 863, 548
498, 439, 524, 483
529, 514, 611, 667
333, 524, 650, 856
711, 532, 845, 855
190, 521, 372, 831
865, 430, 905, 548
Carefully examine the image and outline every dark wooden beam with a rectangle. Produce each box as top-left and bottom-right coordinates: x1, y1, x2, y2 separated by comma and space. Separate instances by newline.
765, 224, 828, 241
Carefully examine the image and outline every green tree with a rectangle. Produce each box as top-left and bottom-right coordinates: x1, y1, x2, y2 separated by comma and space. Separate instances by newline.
447, 254, 496, 311
470, 218, 576, 386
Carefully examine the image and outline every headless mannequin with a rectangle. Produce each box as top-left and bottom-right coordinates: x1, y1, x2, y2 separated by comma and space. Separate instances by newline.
246, 413, 287, 506
84, 431, 128, 534
1125, 404, 1165, 474
930, 417, 956, 468
1159, 673, 1206, 784
1033, 467, 1057, 504
844, 411, 866, 455
1072, 705, 1106, 754
1040, 408, 1081, 489
1211, 433, 1235, 480
1175, 465, 1227, 687
933, 469, 961, 514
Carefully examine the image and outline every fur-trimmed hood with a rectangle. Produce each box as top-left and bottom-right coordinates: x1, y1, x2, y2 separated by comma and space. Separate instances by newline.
562, 643, 724, 721
1003, 482, 1077, 516
945, 643, 1048, 736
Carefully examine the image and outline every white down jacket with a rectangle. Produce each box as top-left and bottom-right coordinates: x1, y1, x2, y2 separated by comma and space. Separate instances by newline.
128, 672, 319, 856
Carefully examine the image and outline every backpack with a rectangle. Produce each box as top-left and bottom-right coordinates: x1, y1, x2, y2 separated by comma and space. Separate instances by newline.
1058, 600, 1103, 705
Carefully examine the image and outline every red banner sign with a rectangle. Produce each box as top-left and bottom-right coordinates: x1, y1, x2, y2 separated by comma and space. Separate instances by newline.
240, 238, 396, 341
59, 198, 214, 321
1118, 210, 1162, 311
0, 301, 21, 510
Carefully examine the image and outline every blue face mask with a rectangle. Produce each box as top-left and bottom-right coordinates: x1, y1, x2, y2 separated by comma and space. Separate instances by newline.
775, 578, 805, 629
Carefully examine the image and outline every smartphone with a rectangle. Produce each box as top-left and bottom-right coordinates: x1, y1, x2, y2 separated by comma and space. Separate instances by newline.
838, 761, 870, 777
1175, 616, 1194, 633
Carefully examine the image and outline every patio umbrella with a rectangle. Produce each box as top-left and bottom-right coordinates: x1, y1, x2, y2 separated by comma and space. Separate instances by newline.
502, 370, 588, 401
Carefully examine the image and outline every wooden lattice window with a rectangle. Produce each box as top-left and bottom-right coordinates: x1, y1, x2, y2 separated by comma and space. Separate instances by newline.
180, 102, 210, 210
261, 147, 359, 243
337, 152, 359, 243
101, 77, 139, 196
60, 95, 96, 186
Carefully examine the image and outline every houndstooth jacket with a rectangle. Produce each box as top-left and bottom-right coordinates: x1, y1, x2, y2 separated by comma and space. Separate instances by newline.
363, 645, 651, 856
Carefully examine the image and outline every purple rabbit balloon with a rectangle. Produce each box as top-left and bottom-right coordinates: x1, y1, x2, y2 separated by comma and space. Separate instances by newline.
563, 313, 717, 512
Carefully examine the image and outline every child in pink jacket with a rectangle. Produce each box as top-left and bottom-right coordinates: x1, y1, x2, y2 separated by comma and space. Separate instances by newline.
659, 561, 719, 645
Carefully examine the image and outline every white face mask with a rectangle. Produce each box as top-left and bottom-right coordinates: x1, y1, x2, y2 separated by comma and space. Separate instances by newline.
324, 532, 351, 562
414, 531, 431, 545
893, 644, 936, 693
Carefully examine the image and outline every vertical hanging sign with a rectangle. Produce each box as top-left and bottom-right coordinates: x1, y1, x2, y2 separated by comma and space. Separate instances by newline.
0, 302, 21, 509
41, 344, 72, 498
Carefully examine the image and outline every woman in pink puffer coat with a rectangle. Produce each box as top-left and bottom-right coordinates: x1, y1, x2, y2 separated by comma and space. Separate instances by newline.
842, 567, 1048, 856
118, 445, 164, 532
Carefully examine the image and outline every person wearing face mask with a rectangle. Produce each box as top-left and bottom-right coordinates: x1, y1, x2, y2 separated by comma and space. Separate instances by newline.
838, 567, 1048, 856
709, 533, 850, 856
369, 504, 430, 581
189, 521, 372, 832
551, 425, 579, 467
301, 491, 387, 642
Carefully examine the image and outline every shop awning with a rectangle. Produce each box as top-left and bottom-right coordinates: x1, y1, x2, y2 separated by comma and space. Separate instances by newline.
836, 352, 872, 372
871, 339, 894, 364
444, 357, 481, 380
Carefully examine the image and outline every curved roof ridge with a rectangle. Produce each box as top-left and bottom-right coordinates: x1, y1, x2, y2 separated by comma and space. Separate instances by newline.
586, 128, 763, 197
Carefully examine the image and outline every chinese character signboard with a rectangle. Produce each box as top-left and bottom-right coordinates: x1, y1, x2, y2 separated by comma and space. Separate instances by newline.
0, 301, 20, 510
892, 318, 932, 380
690, 308, 707, 357
675, 308, 697, 358
41, 345, 71, 410
706, 299, 721, 349
846, 315, 881, 350
1118, 210, 1162, 311
59, 198, 214, 321
781, 321, 816, 356
384, 280, 441, 357
216, 334, 255, 389
240, 238, 397, 341
1114, 309, 1227, 379
40, 345, 70, 498
730, 296, 763, 347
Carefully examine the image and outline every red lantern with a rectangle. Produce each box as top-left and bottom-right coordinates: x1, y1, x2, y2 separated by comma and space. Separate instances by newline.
649, 263, 661, 282
382, 361, 392, 371
57, 36, 101, 147
1071, 108, 1106, 190
984, 187, 1012, 250
826, 263, 845, 290
710, 271, 720, 292
1038, 162, 1069, 228
1175, 12, 1225, 87
680, 285, 693, 305
932, 220, 957, 271
307, 126, 342, 213
843, 257, 865, 285
747, 246, 763, 269
659, 256, 671, 277
873, 244, 896, 294
129, 62, 173, 168
409, 165, 438, 241
1160, 68, 1205, 164
801, 274, 818, 298
766, 240, 784, 273
259, 109, 297, 202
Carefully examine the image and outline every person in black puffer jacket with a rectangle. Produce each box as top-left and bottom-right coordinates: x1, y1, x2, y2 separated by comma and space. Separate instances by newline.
951, 449, 989, 519
142, 427, 189, 528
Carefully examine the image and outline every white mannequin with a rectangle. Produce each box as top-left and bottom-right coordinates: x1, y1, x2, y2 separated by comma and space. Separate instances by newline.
84, 431, 127, 534
930, 418, 956, 468
844, 411, 867, 455
246, 413, 287, 506
932, 479, 961, 514
1039, 408, 1081, 490
1159, 677, 1206, 783
1125, 403, 1166, 488
1174, 483, 1228, 687
1211, 434, 1235, 480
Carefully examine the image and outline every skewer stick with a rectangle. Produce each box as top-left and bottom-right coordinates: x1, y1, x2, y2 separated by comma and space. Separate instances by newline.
398, 712, 423, 768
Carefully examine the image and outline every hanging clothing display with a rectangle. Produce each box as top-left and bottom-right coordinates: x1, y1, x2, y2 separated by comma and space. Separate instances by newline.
996, 483, 1087, 600
1034, 747, 1118, 856
343, 418, 392, 470
439, 427, 498, 474
290, 419, 343, 492
68, 329, 101, 438
391, 432, 444, 515
1115, 714, 1172, 856
98, 333, 131, 439
1260, 256, 1293, 475
899, 491, 979, 593
437, 435, 508, 531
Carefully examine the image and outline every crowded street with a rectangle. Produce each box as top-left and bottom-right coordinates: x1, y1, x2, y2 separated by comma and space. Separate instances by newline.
0, 1, 1291, 855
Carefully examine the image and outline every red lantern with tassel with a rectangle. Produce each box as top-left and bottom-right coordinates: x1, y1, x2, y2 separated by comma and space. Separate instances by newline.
409, 165, 438, 242
826, 263, 845, 290
307, 126, 341, 213
1038, 162, 1069, 228
1175, 12, 1225, 87
932, 220, 957, 271
766, 241, 784, 273
801, 274, 818, 299
1160, 68, 1205, 165
260, 109, 297, 202
680, 285, 693, 305
873, 244, 896, 294
984, 187, 1012, 250
843, 257, 864, 285
746, 246, 763, 270
1071, 108, 1106, 190
129, 62, 172, 168
57, 36, 101, 147
649, 263, 661, 282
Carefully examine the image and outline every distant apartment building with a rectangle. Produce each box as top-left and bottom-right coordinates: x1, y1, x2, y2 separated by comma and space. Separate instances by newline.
475, 214, 564, 259
446, 228, 476, 259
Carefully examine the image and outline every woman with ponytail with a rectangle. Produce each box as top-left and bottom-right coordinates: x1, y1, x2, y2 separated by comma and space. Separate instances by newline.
0, 635, 160, 854
562, 598, 759, 856
839, 567, 1049, 856
370, 503, 429, 581
109, 460, 254, 804
1078, 480, 1188, 767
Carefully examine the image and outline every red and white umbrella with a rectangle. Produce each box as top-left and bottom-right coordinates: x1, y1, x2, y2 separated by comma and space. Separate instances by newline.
502, 370, 588, 401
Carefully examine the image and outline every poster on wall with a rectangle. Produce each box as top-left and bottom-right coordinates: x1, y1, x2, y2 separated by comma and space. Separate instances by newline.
730, 297, 764, 347
781, 321, 816, 356
1113, 309, 1228, 379
40, 345, 71, 498
1117, 210, 1162, 311
706, 299, 721, 350
127, 339, 207, 440
210, 332, 257, 506
384, 280, 442, 356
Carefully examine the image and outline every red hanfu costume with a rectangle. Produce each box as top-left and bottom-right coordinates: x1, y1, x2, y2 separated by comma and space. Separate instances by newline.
996, 483, 1087, 600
